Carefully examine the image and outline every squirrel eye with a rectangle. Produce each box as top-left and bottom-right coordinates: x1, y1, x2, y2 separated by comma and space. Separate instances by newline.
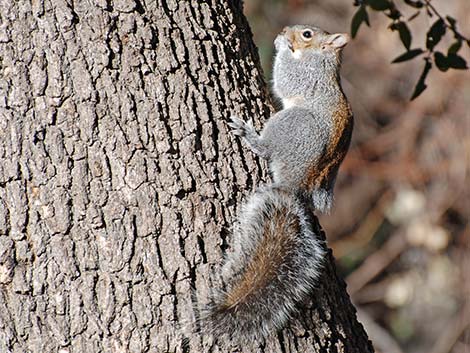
301, 29, 313, 40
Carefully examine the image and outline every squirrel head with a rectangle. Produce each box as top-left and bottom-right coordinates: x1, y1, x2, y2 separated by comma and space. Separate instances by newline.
273, 25, 348, 101
274, 25, 349, 60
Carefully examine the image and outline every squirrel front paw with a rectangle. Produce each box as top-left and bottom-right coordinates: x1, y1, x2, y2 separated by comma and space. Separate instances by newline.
228, 115, 269, 159
228, 116, 252, 137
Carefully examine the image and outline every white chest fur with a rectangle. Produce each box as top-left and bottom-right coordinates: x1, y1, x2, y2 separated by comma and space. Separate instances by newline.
282, 96, 305, 109
292, 50, 302, 59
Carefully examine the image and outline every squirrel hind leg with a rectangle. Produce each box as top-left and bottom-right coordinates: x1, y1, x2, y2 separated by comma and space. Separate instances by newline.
312, 188, 334, 213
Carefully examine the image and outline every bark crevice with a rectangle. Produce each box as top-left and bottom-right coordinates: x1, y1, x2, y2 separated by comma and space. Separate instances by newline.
0, 1, 373, 352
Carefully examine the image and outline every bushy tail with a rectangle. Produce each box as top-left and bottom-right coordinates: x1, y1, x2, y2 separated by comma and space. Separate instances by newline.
198, 185, 326, 340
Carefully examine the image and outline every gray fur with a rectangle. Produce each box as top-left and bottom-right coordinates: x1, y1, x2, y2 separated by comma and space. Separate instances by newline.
198, 185, 325, 341
233, 25, 351, 212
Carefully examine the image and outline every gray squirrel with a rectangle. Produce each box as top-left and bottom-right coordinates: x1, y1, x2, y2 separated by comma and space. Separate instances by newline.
198, 25, 353, 341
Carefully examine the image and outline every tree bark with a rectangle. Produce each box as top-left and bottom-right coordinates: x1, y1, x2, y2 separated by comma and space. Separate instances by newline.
0, 0, 374, 352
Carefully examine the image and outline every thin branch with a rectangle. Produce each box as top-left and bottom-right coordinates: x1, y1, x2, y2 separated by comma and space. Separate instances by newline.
346, 233, 408, 295
423, 0, 470, 42
356, 307, 406, 353
429, 302, 470, 353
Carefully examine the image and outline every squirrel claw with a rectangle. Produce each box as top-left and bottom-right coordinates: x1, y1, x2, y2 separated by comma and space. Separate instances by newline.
228, 116, 248, 137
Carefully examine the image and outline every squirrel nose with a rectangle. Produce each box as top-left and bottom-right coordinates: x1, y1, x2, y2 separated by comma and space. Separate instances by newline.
281, 27, 288, 34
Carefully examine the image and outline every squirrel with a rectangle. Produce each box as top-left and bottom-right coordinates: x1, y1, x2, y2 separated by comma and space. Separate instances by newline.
230, 25, 353, 213
197, 25, 353, 341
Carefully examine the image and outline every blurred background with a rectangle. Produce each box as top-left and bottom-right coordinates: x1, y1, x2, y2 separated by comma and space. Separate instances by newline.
244, 1, 470, 352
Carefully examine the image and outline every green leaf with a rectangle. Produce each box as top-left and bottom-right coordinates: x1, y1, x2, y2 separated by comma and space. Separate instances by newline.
426, 18, 446, 51
351, 5, 370, 38
392, 48, 424, 63
396, 22, 412, 50
434, 52, 467, 71
411, 60, 432, 100
386, 8, 402, 20
404, 0, 423, 8
448, 40, 462, 55
447, 53, 468, 69
434, 52, 449, 71
367, 0, 391, 11
446, 16, 457, 28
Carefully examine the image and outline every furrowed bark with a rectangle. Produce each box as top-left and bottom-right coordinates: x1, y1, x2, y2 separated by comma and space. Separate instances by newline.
0, 0, 373, 352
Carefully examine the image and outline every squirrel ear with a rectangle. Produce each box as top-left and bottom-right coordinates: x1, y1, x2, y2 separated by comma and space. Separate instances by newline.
325, 33, 349, 49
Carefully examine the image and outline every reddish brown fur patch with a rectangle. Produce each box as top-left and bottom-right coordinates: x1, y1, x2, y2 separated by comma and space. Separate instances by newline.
223, 207, 300, 309
301, 97, 353, 191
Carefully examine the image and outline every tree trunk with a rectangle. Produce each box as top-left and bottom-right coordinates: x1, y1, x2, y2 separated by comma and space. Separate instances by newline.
0, 1, 374, 352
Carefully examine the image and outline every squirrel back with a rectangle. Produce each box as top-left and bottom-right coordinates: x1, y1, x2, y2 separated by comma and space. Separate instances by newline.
198, 185, 325, 340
